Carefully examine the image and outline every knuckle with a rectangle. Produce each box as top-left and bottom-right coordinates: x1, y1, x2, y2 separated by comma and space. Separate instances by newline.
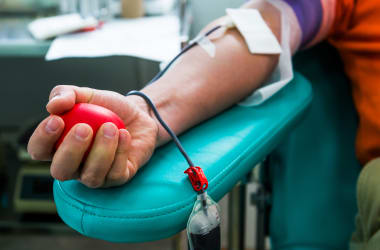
50, 167, 70, 181
27, 142, 40, 160
27, 145, 37, 159
107, 170, 128, 183
62, 141, 87, 156
128, 162, 138, 178
29, 151, 45, 161
50, 85, 64, 95
81, 174, 103, 188
116, 143, 128, 154
52, 84, 66, 92
29, 152, 38, 160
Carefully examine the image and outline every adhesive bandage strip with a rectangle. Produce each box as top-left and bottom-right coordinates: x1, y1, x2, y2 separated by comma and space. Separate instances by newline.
190, 15, 236, 58
190, 35, 216, 58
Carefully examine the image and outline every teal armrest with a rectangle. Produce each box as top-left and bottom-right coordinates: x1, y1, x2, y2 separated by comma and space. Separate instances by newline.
53, 72, 312, 242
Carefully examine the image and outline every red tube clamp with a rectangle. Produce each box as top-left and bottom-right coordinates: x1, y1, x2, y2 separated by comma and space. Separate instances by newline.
184, 166, 208, 192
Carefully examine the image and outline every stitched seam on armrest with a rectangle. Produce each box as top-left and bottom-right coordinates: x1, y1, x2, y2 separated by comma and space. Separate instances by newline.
57, 179, 197, 213
57, 181, 194, 219
80, 206, 86, 234
82, 203, 192, 219
54, 184, 86, 234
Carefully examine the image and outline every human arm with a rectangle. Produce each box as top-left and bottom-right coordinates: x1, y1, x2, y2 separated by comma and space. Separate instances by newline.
143, 4, 283, 145
28, 0, 329, 188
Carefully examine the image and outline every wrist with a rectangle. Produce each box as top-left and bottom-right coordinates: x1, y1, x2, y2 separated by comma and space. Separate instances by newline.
125, 90, 172, 147
141, 79, 190, 146
125, 94, 162, 146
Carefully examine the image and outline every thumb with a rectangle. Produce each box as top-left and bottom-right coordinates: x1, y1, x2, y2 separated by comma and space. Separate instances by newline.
46, 85, 95, 115
46, 86, 132, 124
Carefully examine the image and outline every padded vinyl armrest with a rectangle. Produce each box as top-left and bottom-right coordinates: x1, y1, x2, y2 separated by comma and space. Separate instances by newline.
53, 72, 312, 243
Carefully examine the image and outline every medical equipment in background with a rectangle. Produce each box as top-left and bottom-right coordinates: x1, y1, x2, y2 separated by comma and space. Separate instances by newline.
121, 0, 178, 18
28, 14, 100, 40
0, 0, 57, 15
250, 162, 271, 250
13, 165, 55, 213
0, 141, 7, 210
12, 122, 56, 214
144, 0, 176, 15
59, 0, 117, 19
121, 0, 144, 18
59, 0, 177, 19
178, 0, 192, 47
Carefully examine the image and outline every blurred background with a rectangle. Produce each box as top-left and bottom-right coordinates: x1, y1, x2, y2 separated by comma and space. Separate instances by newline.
0, 0, 269, 249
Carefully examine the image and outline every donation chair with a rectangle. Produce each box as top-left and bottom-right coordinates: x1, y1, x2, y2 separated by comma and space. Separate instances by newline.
53, 53, 313, 243
53, 42, 361, 250
265, 43, 361, 250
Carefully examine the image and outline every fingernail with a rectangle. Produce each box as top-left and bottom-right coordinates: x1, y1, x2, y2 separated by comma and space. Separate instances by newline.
103, 123, 116, 139
46, 116, 60, 133
75, 124, 91, 141
49, 93, 61, 103
119, 129, 128, 141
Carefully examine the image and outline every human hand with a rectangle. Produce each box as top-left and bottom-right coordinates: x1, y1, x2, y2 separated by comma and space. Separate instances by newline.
27, 85, 159, 188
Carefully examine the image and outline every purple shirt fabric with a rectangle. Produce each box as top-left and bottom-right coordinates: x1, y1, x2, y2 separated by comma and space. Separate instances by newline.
282, 0, 323, 47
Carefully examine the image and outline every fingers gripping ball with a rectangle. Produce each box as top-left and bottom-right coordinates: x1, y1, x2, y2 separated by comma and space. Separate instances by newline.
55, 103, 126, 153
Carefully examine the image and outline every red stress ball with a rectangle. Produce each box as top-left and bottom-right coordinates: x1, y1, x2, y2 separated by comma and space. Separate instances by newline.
55, 103, 126, 152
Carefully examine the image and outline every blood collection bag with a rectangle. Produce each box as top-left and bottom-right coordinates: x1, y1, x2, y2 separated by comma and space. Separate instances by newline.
187, 192, 221, 250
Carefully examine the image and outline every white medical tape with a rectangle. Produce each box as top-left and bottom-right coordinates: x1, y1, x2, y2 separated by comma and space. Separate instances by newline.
190, 35, 216, 58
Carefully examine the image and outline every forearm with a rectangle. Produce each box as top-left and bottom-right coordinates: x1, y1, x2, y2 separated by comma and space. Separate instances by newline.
143, 31, 278, 145
140, 1, 298, 145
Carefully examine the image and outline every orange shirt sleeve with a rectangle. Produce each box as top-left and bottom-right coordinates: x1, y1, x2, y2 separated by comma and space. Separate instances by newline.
328, 0, 380, 165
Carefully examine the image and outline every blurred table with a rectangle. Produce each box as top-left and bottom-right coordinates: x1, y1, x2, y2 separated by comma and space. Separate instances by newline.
0, 17, 173, 128
0, 18, 51, 57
